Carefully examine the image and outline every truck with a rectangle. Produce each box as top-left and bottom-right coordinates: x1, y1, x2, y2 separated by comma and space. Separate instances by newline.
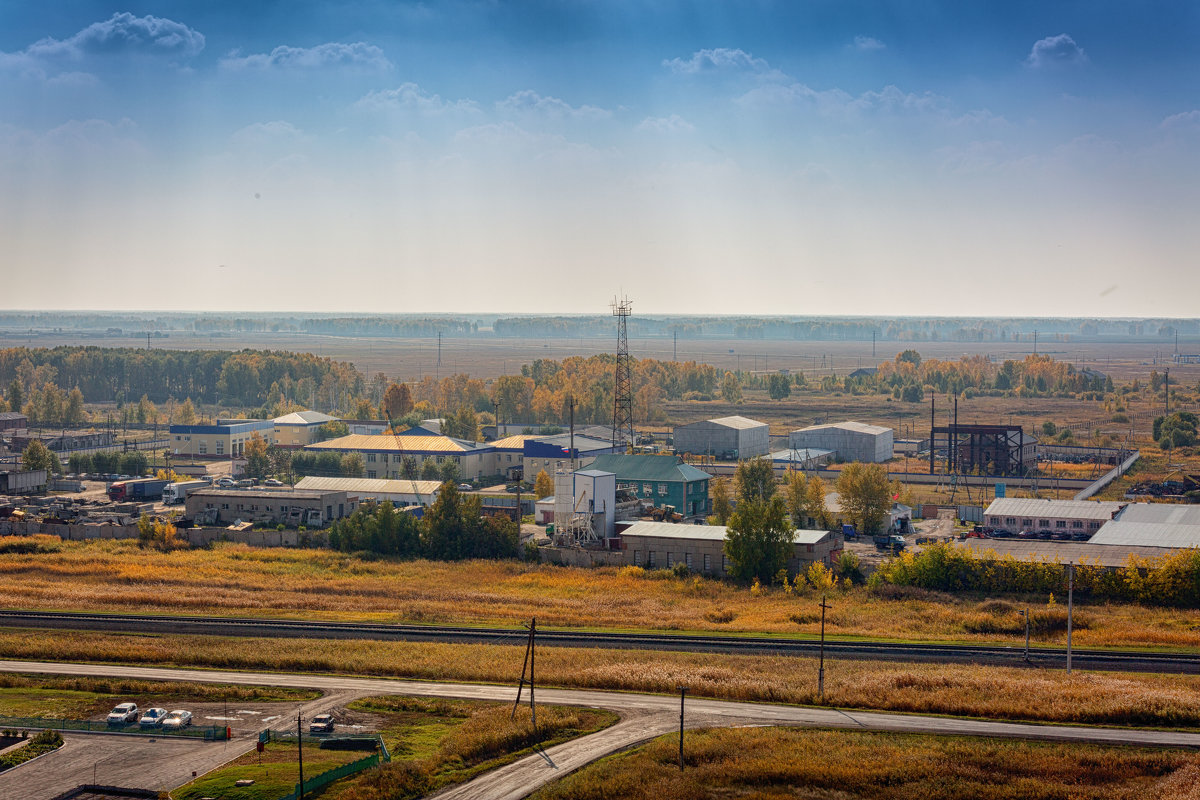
162, 480, 209, 505
873, 533, 907, 552
107, 478, 169, 502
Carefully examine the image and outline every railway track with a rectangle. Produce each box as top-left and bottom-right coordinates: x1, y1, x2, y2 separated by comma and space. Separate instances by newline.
0, 609, 1196, 674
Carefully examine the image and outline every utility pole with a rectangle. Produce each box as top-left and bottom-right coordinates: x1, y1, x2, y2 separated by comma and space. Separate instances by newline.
677, 685, 687, 772
1164, 368, 1170, 415
1018, 608, 1029, 661
512, 616, 537, 729
818, 594, 831, 701
1066, 562, 1074, 675
297, 711, 305, 800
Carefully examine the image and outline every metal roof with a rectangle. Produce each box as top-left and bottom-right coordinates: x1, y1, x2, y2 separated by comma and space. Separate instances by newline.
793, 421, 891, 436
768, 448, 834, 462
531, 433, 615, 451
295, 477, 443, 496
490, 434, 536, 450
305, 434, 486, 453
1088, 521, 1200, 549
1115, 503, 1200, 526
620, 520, 830, 544
957, 538, 1186, 568
983, 497, 1125, 521
588, 454, 711, 483
188, 488, 336, 500
274, 411, 337, 426
682, 415, 766, 430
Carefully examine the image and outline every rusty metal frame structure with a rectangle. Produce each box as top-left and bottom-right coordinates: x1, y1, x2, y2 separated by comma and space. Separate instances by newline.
930, 423, 1032, 477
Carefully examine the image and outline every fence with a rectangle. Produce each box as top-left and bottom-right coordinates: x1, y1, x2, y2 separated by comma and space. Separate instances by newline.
0, 715, 229, 740
276, 751, 383, 800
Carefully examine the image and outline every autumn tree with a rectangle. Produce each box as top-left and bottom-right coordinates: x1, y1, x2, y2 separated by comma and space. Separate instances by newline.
734, 458, 776, 504
784, 470, 808, 527
420, 457, 440, 481
136, 394, 157, 424
176, 398, 198, 425
720, 372, 742, 403
341, 452, 366, 478
804, 475, 831, 529
533, 469, 554, 499
382, 382, 414, 420
65, 387, 87, 425
352, 398, 375, 420
835, 462, 892, 534
243, 433, 271, 480
21, 440, 60, 474
710, 476, 732, 525
724, 493, 791, 584
5, 380, 22, 414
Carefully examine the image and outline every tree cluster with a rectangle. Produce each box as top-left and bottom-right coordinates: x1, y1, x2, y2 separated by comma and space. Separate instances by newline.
328, 487, 519, 561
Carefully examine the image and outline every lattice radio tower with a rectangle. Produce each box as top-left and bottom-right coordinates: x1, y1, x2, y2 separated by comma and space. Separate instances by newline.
611, 295, 634, 449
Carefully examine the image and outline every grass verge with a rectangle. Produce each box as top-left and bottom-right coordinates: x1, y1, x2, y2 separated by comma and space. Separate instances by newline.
0, 730, 64, 773
529, 727, 1197, 800
3, 629, 1200, 728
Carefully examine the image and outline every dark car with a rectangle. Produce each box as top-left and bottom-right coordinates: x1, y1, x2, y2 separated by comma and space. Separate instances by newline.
309, 714, 335, 734
1016, 530, 1037, 539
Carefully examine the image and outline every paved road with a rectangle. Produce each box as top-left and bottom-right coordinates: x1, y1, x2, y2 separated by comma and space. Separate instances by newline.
4, 660, 1200, 800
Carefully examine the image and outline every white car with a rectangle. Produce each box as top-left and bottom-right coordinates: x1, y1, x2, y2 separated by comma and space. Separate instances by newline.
161, 710, 193, 729
138, 707, 168, 728
107, 702, 139, 725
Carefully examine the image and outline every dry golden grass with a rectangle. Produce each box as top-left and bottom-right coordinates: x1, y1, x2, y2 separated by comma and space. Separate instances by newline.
2, 538, 1200, 650
5, 629, 1200, 728
530, 727, 1195, 800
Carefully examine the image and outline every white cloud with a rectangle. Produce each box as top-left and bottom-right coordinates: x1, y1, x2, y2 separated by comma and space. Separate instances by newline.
356, 83, 479, 114
497, 90, 609, 119
636, 114, 695, 134
230, 121, 306, 148
1026, 34, 1087, 68
852, 36, 886, 52
24, 13, 204, 61
1161, 110, 1200, 130
220, 42, 390, 71
663, 47, 782, 78
738, 82, 944, 117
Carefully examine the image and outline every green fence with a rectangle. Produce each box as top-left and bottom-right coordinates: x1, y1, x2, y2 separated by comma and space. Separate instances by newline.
0, 716, 228, 740
278, 753, 380, 800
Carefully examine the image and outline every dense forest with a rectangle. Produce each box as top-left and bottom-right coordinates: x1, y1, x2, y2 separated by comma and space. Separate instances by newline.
0, 347, 362, 407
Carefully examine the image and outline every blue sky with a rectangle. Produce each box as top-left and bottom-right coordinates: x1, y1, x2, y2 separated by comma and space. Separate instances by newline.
2, 1, 1197, 316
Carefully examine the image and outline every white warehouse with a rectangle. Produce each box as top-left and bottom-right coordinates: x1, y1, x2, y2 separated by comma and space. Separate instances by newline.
789, 421, 893, 463
673, 416, 769, 459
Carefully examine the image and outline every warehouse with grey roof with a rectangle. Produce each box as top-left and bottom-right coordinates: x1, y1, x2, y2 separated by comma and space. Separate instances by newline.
789, 421, 893, 463
673, 416, 769, 459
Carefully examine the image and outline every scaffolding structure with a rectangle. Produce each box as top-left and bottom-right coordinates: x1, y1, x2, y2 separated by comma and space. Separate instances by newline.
611, 296, 634, 449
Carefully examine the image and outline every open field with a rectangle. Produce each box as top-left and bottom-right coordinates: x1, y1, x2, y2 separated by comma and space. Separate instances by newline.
529, 726, 1196, 800
6, 629, 1200, 728
7, 330, 1198, 384
1, 538, 1198, 649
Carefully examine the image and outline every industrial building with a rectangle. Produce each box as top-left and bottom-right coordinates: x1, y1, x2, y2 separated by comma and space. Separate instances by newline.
767, 448, 835, 470
789, 421, 893, 463
273, 411, 339, 448
0, 412, 27, 433
10, 430, 116, 452
0, 469, 48, 494
305, 433, 496, 482
185, 487, 357, 526
620, 521, 842, 577
587, 454, 711, 518
1089, 503, 1200, 549
933, 424, 1038, 476
673, 416, 769, 459
169, 419, 274, 458
294, 476, 443, 507
523, 433, 621, 477
983, 497, 1125, 535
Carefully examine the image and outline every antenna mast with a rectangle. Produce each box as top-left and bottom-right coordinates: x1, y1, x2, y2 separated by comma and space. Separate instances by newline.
611, 295, 634, 449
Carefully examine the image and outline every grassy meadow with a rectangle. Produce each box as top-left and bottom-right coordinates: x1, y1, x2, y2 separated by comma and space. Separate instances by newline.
529, 727, 1197, 800
4, 629, 1200, 728
2, 537, 1200, 650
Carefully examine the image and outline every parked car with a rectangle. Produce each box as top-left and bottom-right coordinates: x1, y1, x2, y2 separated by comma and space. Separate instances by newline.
1016, 530, 1038, 539
216, 477, 235, 487
107, 702, 139, 725
235, 479, 254, 488
139, 707, 169, 728
161, 710, 193, 729
457, 483, 472, 491
309, 714, 335, 734
264, 478, 283, 487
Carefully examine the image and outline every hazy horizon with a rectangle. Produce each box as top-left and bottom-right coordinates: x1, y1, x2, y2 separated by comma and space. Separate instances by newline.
4, 2, 1197, 316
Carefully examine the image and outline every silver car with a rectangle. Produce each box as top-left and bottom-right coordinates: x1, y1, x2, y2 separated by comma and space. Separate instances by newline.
106, 702, 139, 725
161, 709, 193, 729
138, 707, 168, 728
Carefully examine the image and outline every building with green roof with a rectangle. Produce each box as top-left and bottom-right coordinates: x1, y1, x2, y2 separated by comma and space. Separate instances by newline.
587, 454, 711, 517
